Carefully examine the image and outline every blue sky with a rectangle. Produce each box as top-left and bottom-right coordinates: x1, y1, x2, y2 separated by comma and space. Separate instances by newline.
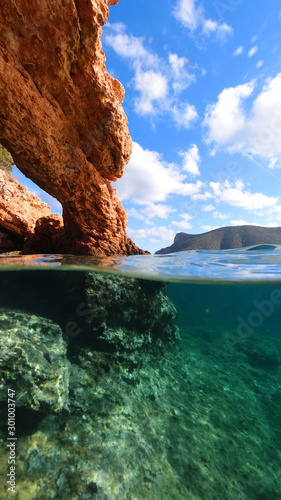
14, 0, 281, 253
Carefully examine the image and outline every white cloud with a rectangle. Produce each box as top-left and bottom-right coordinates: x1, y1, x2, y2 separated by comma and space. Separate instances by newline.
266, 205, 281, 213
169, 53, 195, 93
115, 142, 203, 204
204, 81, 255, 145
202, 19, 233, 40
141, 203, 176, 219
213, 211, 229, 220
248, 46, 258, 57
172, 103, 198, 129
172, 213, 194, 230
127, 226, 175, 242
104, 23, 197, 121
192, 191, 214, 201
210, 180, 278, 210
134, 71, 168, 115
233, 46, 243, 57
256, 60, 264, 69
173, 0, 203, 30
230, 220, 259, 226
203, 73, 281, 166
181, 213, 194, 220
230, 220, 279, 227
127, 204, 176, 221
104, 23, 157, 66
172, 220, 193, 230
203, 204, 215, 211
126, 208, 146, 221
173, 0, 232, 40
201, 225, 219, 231
180, 144, 201, 176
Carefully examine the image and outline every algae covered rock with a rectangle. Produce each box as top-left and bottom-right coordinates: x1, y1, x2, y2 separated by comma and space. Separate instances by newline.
0, 271, 182, 499
0, 270, 180, 352
0, 272, 281, 499
80, 273, 180, 351
0, 310, 70, 415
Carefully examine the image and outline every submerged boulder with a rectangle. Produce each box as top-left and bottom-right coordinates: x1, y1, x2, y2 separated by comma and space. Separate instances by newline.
68, 273, 180, 352
0, 270, 179, 352
0, 270, 182, 498
0, 311, 69, 413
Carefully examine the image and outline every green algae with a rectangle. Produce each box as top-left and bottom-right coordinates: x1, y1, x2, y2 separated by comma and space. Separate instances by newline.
0, 271, 281, 499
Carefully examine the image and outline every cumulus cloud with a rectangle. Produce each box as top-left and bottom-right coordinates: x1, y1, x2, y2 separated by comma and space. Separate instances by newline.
204, 73, 281, 167
180, 144, 201, 176
204, 81, 255, 145
103, 23, 197, 121
210, 180, 278, 210
173, 0, 233, 40
141, 203, 176, 219
115, 142, 203, 204
134, 71, 168, 115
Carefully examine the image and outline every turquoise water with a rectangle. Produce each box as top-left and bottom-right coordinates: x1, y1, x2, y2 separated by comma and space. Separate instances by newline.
0, 246, 281, 499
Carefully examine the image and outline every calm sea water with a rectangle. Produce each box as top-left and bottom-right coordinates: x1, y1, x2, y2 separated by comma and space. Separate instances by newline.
0, 245, 281, 499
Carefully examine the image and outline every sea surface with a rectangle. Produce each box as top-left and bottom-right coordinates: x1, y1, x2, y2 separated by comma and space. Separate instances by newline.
0, 245, 281, 499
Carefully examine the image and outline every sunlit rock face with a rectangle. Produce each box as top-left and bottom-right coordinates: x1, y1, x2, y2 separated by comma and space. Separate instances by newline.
0, 170, 51, 252
0, 0, 144, 256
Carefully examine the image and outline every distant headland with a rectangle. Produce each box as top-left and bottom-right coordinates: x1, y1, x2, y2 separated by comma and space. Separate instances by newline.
155, 225, 281, 254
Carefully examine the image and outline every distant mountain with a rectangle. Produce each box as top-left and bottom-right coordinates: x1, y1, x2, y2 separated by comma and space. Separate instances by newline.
155, 225, 281, 254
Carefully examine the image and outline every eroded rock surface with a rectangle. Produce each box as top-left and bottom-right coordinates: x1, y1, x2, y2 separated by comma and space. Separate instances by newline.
1, 273, 281, 499
0, 311, 69, 413
0, 170, 51, 252
0, 0, 143, 256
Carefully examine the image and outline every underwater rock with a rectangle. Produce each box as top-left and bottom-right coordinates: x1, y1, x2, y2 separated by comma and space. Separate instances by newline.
80, 273, 180, 351
0, 170, 51, 252
0, 310, 70, 414
0, 270, 180, 352
0, 0, 144, 256
1, 274, 281, 498
0, 272, 182, 498
1, 299, 281, 498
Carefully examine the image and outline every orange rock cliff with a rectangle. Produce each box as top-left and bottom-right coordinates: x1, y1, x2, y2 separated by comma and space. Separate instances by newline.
0, 0, 145, 255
